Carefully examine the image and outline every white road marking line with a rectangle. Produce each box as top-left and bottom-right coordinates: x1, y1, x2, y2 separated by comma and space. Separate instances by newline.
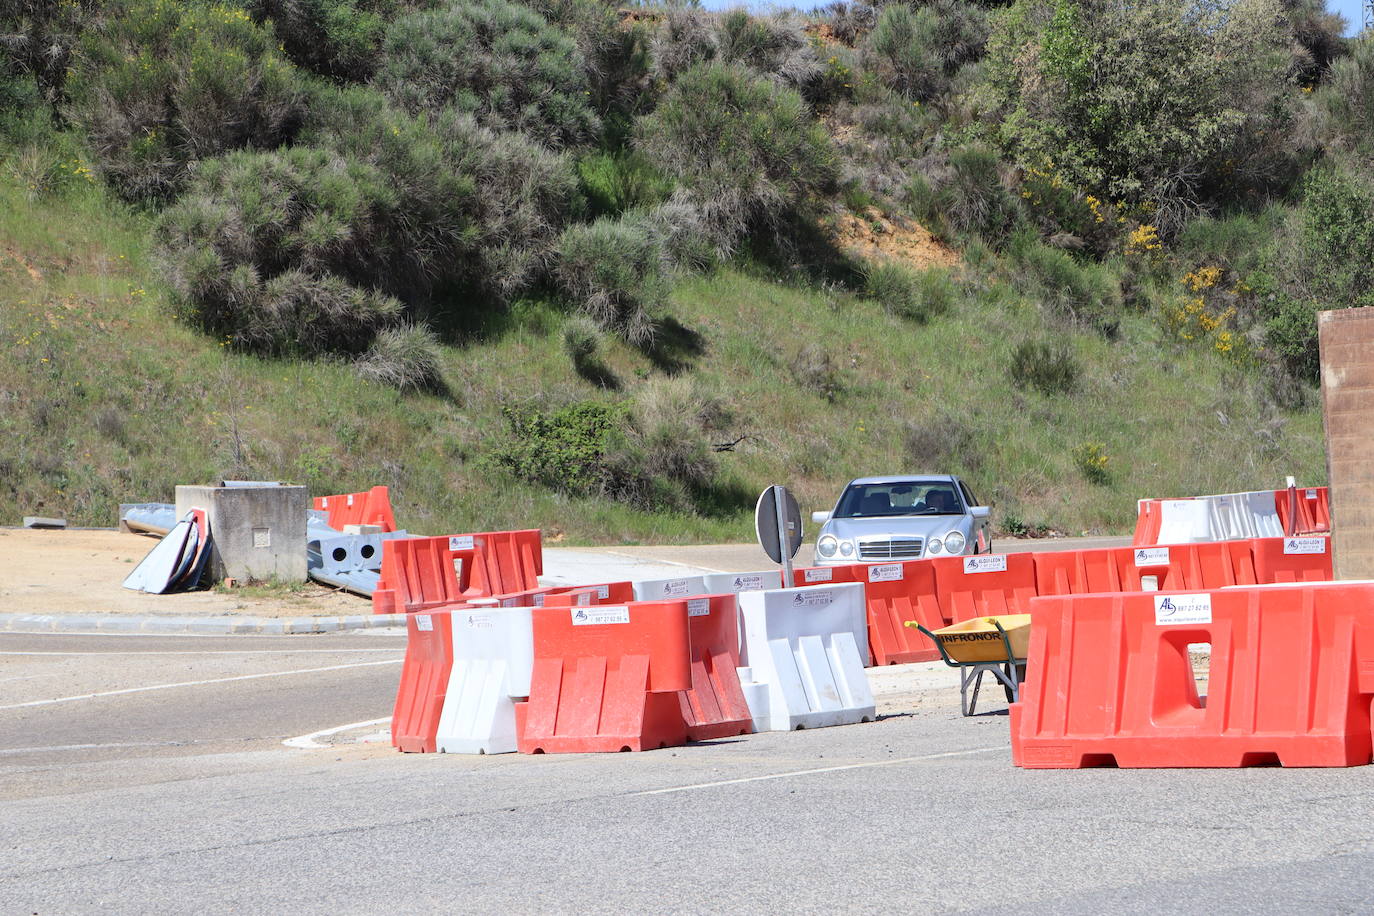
283, 716, 393, 749
629, 746, 1006, 797
0, 649, 403, 656
0, 741, 187, 756
0, 659, 403, 710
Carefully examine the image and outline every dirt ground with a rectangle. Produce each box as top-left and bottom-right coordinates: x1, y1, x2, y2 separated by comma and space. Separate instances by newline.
833, 208, 960, 271
0, 528, 369, 617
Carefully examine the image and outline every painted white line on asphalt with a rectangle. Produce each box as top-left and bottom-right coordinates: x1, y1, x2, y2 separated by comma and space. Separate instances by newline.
0, 741, 187, 756
0, 649, 403, 656
283, 716, 393, 749
0, 659, 403, 710
629, 746, 1006, 797
0, 673, 51, 684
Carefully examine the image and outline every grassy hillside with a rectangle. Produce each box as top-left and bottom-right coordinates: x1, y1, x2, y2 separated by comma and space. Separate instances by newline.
0, 171, 1325, 543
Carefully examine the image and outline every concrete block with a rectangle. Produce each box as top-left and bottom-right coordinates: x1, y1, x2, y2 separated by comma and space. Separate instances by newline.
22, 516, 66, 529
342, 524, 383, 535
176, 483, 308, 583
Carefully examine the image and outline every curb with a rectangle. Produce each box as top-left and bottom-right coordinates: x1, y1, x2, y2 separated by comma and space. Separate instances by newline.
0, 612, 407, 635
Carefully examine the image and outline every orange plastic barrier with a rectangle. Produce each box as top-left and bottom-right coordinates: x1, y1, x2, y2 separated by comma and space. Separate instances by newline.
314, 486, 397, 532
931, 554, 1038, 624
373, 536, 467, 614
795, 562, 944, 665
461, 530, 543, 597
1248, 536, 1332, 582
1012, 585, 1374, 767
1109, 545, 1205, 591
1032, 549, 1123, 596
1131, 499, 1164, 546
372, 530, 545, 614
542, 581, 636, 606
678, 594, 753, 740
1276, 486, 1332, 536
391, 610, 455, 753
517, 601, 692, 753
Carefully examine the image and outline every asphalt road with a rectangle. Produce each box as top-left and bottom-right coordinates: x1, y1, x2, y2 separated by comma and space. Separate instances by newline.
5, 628, 1374, 913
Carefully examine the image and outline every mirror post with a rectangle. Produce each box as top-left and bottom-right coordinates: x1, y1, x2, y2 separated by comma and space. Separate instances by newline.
775, 484, 794, 589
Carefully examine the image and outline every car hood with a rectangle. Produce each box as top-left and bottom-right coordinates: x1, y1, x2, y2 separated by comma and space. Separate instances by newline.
822, 515, 968, 540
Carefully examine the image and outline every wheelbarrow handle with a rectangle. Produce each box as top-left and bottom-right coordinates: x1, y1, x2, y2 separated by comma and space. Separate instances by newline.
907, 622, 960, 669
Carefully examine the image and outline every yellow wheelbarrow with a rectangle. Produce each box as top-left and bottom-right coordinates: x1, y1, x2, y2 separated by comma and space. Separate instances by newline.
905, 615, 1030, 716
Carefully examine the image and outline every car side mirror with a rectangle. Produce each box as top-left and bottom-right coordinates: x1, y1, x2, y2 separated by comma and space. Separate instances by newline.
811, 511, 832, 524
970, 506, 990, 519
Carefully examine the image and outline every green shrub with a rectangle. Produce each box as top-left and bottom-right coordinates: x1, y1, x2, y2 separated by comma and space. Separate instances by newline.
556, 216, 668, 345
1019, 171, 1120, 257
1318, 37, 1374, 158
903, 406, 982, 472
354, 324, 446, 392
157, 147, 418, 357
494, 401, 635, 499
714, 9, 819, 89
0, 0, 92, 118
791, 344, 843, 402
373, 0, 599, 148
624, 376, 724, 501
1261, 294, 1320, 383
935, 145, 1022, 243
527, 0, 649, 130
561, 314, 617, 387
865, 4, 942, 100
821, 1, 878, 46
1297, 168, 1374, 310
577, 151, 672, 219
306, 89, 580, 299
5, 136, 99, 200
626, 196, 720, 272
864, 0, 986, 101
1008, 340, 1079, 395
1009, 232, 1120, 335
981, 0, 1295, 232
1071, 440, 1111, 484
637, 62, 837, 253
248, 0, 403, 82
66, 0, 308, 202
649, 6, 717, 85
492, 386, 725, 513
864, 261, 955, 323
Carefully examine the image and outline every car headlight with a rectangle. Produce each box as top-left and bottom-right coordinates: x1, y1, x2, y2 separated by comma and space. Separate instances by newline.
817, 535, 838, 558
838, 539, 855, 557
927, 538, 942, 555
944, 531, 966, 554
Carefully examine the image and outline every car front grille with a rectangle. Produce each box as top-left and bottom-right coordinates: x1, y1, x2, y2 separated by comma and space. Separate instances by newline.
857, 538, 924, 559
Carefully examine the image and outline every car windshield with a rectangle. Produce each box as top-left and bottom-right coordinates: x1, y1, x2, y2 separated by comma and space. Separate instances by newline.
834, 482, 963, 518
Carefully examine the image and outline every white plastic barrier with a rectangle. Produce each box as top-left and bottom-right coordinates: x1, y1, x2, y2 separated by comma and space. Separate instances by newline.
1154, 490, 1284, 545
702, 570, 782, 595
1208, 491, 1283, 540
632, 574, 708, 602
1155, 499, 1213, 544
735, 582, 875, 732
434, 606, 534, 755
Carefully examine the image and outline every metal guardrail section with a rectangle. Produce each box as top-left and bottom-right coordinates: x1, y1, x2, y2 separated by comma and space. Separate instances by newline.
119, 503, 177, 536
307, 530, 411, 597
309, 567, 383, 597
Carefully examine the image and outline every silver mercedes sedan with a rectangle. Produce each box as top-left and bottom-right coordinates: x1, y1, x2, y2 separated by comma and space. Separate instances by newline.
810, 475, 993, 565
